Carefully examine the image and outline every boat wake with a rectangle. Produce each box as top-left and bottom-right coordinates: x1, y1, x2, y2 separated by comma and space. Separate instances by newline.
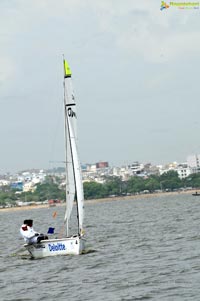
82, 249, 97, 255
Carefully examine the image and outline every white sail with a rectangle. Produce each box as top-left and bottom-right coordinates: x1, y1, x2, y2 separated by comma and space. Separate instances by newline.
63, 60, 84, 236
23, 59, 85, 258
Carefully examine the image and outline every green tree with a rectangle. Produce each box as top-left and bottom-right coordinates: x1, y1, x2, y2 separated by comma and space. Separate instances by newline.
34, 182, 63, 201
104, 176, 123, 196
83, 182, 106, 199
127, 176, 145, 193
183, 173, 200, 189
145, 177, 160, 192
160, 170, 182, 190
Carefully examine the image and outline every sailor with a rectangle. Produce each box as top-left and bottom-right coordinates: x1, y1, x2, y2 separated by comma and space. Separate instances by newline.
20, 219, 48, 244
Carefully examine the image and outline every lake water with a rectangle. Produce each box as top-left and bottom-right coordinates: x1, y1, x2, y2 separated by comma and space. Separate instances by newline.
1, 193, 200, 301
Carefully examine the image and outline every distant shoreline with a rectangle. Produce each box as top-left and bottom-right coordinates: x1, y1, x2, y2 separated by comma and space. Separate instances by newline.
0, 189, 197, 213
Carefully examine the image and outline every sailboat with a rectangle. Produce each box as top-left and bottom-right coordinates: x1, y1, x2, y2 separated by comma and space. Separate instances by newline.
24, 59, 85, 258
192, 191, 200, 196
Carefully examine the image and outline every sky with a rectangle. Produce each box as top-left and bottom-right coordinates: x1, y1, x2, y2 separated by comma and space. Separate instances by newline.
0, 0, 200, 173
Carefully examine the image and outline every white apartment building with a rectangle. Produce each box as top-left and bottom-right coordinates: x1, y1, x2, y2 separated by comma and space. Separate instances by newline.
23, 181, 36, 192
187, 154, 200, 168
176, 165, 192, 179
159, 162, 192, 179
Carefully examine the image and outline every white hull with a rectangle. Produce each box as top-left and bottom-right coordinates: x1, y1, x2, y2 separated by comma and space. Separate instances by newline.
24, 236, 85, 258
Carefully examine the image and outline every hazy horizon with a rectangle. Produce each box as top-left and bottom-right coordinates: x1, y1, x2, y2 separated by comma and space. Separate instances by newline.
0, 1, 200, 173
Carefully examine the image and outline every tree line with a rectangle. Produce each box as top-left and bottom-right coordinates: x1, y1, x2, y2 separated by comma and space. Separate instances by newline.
1, 171, 200, 206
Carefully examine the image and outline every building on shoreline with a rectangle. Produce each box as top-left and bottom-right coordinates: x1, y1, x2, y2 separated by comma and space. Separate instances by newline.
1, 155, 200, 189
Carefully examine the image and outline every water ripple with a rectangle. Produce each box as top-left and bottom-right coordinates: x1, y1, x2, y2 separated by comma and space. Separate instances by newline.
1, 194, 200, 300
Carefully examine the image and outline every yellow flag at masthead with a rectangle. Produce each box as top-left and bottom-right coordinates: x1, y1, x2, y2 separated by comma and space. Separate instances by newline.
64, 60, 72, 78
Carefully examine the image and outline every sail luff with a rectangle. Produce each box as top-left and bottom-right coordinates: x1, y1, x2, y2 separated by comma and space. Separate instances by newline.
63, 59, 84, 236
63, 60, 76, 233
63, 82, 68, 226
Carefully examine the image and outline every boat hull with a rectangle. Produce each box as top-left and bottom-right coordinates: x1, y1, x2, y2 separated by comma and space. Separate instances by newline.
24, 236, 85, 258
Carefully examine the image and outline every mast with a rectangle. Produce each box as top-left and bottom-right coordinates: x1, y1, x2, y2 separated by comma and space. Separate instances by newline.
63, 59, 84, 236
63, 59, 75, 236
63, 62, 69, 236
